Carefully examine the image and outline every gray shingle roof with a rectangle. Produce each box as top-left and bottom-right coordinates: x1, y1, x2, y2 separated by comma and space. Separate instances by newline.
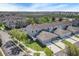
67, 26, 79, 33
54, 28, 71, 36
26, 21, 71, 32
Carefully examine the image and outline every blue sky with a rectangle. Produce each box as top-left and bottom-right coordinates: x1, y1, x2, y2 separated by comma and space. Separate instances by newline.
0, 3, 79, 11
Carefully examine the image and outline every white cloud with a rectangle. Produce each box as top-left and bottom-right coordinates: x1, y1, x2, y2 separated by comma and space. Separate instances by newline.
0, 4, 19, 11
0, 3, 79, 12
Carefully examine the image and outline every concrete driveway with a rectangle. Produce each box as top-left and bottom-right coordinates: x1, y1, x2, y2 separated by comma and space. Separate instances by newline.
46, 43, 61, 54
53, 41, 66, 49
65, 38, 77, 44
71, 36, 79, 41
71, 36, 79, 47
76, 34, 79, 37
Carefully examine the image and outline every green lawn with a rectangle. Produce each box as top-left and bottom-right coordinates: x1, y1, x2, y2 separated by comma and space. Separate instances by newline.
34, 52, 40, 56
27, 42, 43, 51
44, 47, 53, 56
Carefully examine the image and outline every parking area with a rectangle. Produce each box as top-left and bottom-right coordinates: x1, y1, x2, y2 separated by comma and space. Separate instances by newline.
0, 31, 27, 56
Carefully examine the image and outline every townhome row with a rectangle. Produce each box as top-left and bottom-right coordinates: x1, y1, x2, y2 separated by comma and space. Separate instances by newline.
25, 20, 79, 45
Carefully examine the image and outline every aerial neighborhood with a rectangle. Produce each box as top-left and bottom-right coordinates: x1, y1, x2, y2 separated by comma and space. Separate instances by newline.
0, 12, 79, 56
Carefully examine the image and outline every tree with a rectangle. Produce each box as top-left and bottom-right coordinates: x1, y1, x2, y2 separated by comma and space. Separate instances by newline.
26, 17, 37, 24
52, 17, 55, 22
59, 18, 63, 21
0, 22, 5, 30
63, 40, 79, 56
44, 47, 53, 56
9, 29, 28, 43
38, 16, 49, 24
66, 44, 79, 56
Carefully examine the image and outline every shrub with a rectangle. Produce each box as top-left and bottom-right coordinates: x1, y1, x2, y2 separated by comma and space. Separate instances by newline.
27, 42, 43, 51
0, 22, 5, 30
63, 40, 79, 56
9, 29, 28, 43
44, 47, 53, 56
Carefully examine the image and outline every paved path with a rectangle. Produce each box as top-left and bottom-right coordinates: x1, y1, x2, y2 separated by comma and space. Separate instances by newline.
0, 48, 5, 56
54, 49, 67, 56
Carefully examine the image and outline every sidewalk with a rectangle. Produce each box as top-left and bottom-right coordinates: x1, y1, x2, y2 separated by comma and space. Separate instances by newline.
0, 48, 5, 56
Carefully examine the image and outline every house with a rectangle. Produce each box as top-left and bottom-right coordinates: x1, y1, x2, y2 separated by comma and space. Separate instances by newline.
54, 28, 72, 38
67, 26, 79, 34
72, 19, 79, 26
36, 31, 58, 45
25, 21, 72, 40
4, 20, 16, 29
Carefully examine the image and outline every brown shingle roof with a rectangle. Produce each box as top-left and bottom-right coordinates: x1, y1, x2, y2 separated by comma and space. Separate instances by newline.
36, 31, 58, 41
